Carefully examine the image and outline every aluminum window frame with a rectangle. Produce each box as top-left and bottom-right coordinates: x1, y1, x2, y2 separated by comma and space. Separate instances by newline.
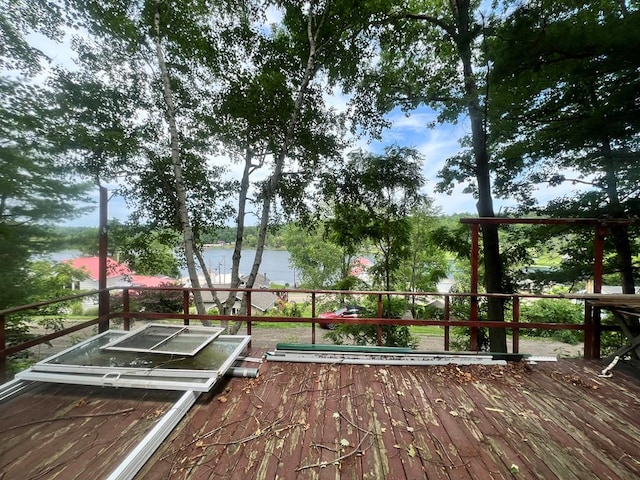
16, 330, 251, 392
100, 324, 225, 356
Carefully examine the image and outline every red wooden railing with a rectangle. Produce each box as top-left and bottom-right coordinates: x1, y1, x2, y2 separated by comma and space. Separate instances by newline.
1, 286, 607, 382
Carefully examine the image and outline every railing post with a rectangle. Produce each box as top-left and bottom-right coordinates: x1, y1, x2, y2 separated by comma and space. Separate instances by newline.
123, 288, 131, 331
246, 291, 252, 347
377, 294, 383, 346
444, 296, 450, 351
0, 313, 6, 382
584, 302, 594, 360
512, 296, 520, 354
591, 224, 606, 360
183, 290, 190, 326
98, 185, 109, 333
311, 292, 316, 345
470, 223, 480, 351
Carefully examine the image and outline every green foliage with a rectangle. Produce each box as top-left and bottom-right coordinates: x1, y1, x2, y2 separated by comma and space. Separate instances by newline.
281, 222, 351, 289
109, 223, 181, 278
450, 327, 490, 353
489, 1, 640, 291
135, 287, 184, 314
400, 201, 449, 293
1, 260, 88, 372
325, 146, 426, 291
519, 299, 584, 344
268, 300, 308, 318
324, 296, 418, 348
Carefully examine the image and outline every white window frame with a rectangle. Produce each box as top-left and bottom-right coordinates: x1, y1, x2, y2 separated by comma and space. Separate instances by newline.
16, 330, 250, 392
100, 323, 225, 356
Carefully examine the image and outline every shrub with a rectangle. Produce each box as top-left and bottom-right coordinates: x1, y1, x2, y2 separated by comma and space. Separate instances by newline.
450, 327, 490, 352
70, 301, 85, 316
519, 299, 584, 344
135, 286, 184, 313
324, 296, 418, 348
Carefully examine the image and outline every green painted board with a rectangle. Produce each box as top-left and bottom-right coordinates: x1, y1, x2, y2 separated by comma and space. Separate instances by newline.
275, 343, 414, 354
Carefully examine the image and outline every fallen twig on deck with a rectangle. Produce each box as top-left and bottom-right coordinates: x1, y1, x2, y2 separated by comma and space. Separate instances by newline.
296, 433, 371, 471
0, 408, 135, 433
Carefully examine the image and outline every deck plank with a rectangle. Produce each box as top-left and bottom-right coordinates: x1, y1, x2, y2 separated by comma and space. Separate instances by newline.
2, 357, 638, 480
0, 383, 182, 480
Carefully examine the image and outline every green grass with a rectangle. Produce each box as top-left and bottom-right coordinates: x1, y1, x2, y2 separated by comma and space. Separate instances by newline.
409, 326, 445, 336
249, 321, 311, 329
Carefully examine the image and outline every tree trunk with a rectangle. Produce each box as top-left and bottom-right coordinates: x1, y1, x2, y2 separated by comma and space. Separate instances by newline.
601, 138, 636, 294
153, 5, 206, 315
229, 5, 327, 333
452, 0, 507, 351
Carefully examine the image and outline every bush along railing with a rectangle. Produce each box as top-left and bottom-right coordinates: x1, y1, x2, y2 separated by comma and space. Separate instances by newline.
1, 286, 612, 381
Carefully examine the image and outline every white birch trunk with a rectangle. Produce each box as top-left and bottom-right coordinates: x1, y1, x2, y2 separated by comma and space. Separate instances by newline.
153, 5, 207, 316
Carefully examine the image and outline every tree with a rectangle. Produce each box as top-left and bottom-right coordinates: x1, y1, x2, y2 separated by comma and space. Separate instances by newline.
489, 0, 640, 293
401, 200, 449, 294
345, 0, 508, 351
325, 145, 426, 292
1, 1, 93, 313
195, 0, 379, 330
52, 0, 246, 318
281, 223, 353, 289
205, 16, 346, 319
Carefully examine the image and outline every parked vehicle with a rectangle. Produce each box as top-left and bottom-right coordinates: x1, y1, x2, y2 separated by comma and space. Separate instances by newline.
317, 305, 366, 329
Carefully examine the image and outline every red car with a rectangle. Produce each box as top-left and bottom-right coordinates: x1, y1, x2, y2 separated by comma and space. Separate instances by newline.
317, 305, 366, 329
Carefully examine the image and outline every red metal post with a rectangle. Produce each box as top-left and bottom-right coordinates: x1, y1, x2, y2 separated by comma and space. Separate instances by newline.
590, 224, 606, 359
444, 296, 450, 351
584, 302, 593, 360
246, 290, 252, 336
98, 186, 109, 333
377, 294, 383, 346
0, 313, 6, 381
183, 290, 190, 325
311, 292, 316, 345
512, 296, 520, 354
470, 223, 479, 351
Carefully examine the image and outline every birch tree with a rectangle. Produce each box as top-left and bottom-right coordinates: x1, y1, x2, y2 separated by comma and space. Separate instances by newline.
204, 0, 371, 330
56, 0, 246, 316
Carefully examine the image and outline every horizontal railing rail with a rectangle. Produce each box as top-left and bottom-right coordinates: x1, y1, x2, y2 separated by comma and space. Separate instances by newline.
1, 286, 608, 381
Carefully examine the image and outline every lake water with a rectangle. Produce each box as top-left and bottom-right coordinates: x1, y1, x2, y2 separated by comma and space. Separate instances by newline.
197, 248, 295, 286
46, 248, 296, 286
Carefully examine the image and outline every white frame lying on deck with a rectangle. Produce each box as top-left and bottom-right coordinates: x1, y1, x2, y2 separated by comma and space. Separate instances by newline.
16, 329, 250, 392
100, 324, 225, 356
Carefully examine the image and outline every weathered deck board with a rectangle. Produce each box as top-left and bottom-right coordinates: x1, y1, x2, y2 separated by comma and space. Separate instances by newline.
1, 357, 638, 480
135, 357, 640, 480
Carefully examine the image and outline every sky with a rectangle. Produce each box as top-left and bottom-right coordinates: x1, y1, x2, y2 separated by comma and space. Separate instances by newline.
64, 111, 481, 228
27, 6, 578, 228
65, 102, 564, 228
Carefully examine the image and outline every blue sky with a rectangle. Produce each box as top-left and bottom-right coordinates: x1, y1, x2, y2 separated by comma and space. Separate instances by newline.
63, 113, 480, 228
42, 6, 581, 228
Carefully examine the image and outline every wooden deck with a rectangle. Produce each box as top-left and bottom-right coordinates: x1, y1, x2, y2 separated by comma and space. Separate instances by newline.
0, 383, 183, 479
0, 354, 638, 479
137, 356, 639, 480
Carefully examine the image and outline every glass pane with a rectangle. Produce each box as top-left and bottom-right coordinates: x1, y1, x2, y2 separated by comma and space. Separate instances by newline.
101, 324, 224, 356
156, 331, 214, 355
18, 331, 251, 392
41, 332, 246, 371
109, 325, 180, 350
